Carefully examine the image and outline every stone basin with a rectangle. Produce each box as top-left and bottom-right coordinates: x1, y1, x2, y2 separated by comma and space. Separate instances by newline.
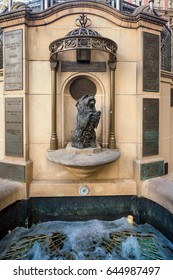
46, 143, 120, 178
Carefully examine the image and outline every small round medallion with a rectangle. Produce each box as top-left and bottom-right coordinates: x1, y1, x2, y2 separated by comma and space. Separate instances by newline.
70, 77, 96, 100
78, 185, 90, 196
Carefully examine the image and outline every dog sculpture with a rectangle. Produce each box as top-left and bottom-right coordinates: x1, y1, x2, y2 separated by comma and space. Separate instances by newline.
71, 94, 101, 149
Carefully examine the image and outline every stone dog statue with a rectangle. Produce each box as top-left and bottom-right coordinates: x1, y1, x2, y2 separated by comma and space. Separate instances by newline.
71, 94, 101, 149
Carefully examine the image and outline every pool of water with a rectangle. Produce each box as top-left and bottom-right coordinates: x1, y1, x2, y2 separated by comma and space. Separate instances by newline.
0, 217, 173, 260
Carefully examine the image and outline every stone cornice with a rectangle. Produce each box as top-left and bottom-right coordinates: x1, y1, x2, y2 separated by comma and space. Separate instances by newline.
161, 70, 173, 80
0, 1, 167, 28
133, 11, 167, 26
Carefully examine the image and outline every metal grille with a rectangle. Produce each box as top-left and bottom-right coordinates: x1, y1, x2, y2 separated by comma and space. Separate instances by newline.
1, 230, 164, 260
161, 25, 171, 72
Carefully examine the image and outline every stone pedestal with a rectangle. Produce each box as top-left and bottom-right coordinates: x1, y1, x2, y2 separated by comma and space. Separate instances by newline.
65, 142, 101, 155
46, 142, 120, 178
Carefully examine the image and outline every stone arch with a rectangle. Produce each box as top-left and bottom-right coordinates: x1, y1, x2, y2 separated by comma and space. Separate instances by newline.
59, 73, 107, 148
49, 13, 117, 150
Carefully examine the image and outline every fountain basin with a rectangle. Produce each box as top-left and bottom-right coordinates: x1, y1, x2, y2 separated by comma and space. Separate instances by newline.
46, 145, 120, 178
1, 218, 173, 260
1, 176, 173, 259
1, 194, 173, 260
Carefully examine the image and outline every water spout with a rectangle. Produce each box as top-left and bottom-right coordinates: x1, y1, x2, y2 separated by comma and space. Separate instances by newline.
128, 215, 134, 224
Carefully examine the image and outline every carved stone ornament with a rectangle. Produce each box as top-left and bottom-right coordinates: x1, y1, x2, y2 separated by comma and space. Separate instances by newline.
11, 2, 32, 12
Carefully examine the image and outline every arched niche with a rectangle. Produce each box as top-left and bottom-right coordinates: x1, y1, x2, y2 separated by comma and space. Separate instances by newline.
49, 13, 117, 150
59, 73, 108, 148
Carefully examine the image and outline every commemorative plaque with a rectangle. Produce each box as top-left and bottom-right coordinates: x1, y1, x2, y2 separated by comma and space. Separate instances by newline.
70, 77, 96, 100
140, 161, 164, 180
0, 162, 25, 182
143, 32, 159, 92
143, 98, 159, 157
61, 61, 106, 72
4, 29, 23, 91
5, 98, 23, 157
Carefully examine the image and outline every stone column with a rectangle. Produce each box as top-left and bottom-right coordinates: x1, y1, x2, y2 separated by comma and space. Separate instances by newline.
116, 0, 123, 11
44, 0, 49, 10
108, 59, 116, 149
149, 0, 154, 11
50, 60, 58, 150
8, 0, 13, 11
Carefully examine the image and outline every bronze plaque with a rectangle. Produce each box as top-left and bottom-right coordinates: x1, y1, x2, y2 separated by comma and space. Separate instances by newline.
141, 161, 164, 180
61, 61, 106, 72
0, 162, 25, 182
70, 77, 96, 100
4, 29, 23, 91
143, 98, 159, 157
5, 98, 23, 157
143, 32, 159, 92
77, 49, 91, 62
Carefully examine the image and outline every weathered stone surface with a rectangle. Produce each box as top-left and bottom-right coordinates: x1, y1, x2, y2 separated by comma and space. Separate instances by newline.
66, 142, 101, 155
46, 148, 120, 167
29, 179, 136, 197
141, 176, 173, 215
0, 178, 26, 211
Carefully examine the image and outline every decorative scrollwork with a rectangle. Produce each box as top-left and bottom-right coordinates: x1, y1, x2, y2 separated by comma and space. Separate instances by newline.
49, 13, 117, 61
64, 38, 77, 49
78, 38, 91, 48
67, 28, 101, 37
75, 14, 92, 28
50, 36, 117, 59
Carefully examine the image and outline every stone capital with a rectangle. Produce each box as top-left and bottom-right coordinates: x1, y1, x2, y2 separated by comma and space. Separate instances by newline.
50, 59, 59, 71
108, 60, 116, 71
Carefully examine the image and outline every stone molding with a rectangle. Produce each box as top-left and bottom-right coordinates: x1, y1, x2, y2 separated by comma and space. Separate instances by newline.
0, 1, 167, 28
161, 69, 173, 80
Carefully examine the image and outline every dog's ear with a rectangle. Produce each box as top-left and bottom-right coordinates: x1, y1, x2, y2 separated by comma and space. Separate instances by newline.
81, 94, 89, 101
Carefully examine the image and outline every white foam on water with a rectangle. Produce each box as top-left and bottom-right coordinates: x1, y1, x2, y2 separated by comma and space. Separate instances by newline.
0, 217, 173, 260
121, 235, 141, 260
26, 241, 48, 260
